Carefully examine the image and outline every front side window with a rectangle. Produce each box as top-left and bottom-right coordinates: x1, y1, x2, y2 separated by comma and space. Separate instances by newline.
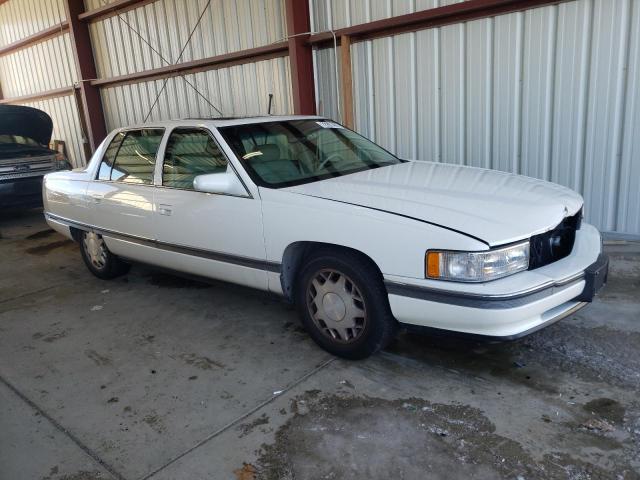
97, 129, 164, 184
162, 128, 228, 190
218, 120, 401, 188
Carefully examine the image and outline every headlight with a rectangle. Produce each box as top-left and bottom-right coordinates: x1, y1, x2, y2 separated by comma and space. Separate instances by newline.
426, 241, 530, 282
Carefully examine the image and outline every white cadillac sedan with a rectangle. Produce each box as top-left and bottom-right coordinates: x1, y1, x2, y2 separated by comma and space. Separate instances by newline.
43, 116, 608, 359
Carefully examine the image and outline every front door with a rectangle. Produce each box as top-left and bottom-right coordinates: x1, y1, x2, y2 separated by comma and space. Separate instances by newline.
152, 127, 268, 290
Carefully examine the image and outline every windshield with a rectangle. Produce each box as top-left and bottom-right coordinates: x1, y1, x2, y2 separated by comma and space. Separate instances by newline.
218, 120, 401, 188
0, 134, 43, 147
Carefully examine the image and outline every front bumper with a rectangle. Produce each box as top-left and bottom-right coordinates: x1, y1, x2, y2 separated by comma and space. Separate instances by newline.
385, 223, 608, 339
0, 176, 45, 208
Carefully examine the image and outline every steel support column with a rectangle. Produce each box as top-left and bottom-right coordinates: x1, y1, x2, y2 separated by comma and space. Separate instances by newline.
64, 0, 107, 153
285, 0, 316, 115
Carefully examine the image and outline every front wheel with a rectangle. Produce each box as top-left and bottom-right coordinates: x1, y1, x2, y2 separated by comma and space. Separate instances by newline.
79, 231, 130, 280
295, 250, 397, 360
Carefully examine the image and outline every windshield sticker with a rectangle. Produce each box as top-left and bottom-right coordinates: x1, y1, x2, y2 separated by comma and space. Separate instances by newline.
316, 121, 344, 129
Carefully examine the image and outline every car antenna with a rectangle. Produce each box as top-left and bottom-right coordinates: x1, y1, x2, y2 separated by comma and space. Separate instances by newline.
267, 93, 274, 115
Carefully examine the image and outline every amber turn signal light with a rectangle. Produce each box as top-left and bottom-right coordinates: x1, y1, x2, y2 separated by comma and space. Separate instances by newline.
426, 252, 440, 278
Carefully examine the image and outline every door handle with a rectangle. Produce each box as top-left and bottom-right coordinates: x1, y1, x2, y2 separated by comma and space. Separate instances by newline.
158, 204, 172, 216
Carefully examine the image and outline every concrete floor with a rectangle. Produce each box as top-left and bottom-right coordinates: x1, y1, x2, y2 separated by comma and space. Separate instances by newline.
1, 209, 639, 480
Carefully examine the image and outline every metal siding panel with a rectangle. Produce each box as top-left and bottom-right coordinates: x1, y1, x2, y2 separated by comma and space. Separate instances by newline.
372, 36, 393, 151
348, 0, 371, 28
0, 33, 78, 97
440, 23, 465, 165
309, 0, 463, 30
0, 0, 66, 48
351, 40, 371, 137
415, 27, 440, 163
582, 0, 630, 231
491, 12, 519, 173
314, 46, 340, 120
521, 5, 556, 181
550, 0, 590, 193
100, 56, 293, 129
393, 32, 413, 159
465, 17, 492, 168
84, 0, 121, 9
89, 0, 287, 78
618, 0, 640, 234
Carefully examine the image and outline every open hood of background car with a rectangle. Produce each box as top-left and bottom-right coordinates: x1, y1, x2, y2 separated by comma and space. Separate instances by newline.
0, 104, 53, 146
283, 160, 584, 247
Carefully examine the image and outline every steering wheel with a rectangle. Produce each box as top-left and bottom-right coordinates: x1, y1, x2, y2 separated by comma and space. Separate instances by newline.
317, 152, 345, 170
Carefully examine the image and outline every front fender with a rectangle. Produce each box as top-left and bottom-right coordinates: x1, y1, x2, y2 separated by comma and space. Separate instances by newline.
260, 188, 487, 280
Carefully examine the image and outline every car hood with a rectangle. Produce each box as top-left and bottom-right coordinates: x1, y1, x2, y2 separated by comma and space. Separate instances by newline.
283, 161, 583, 247
0, 104, 53, 146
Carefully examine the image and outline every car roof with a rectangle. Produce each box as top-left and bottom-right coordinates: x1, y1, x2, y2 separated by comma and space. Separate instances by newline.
115, 115, 326, 132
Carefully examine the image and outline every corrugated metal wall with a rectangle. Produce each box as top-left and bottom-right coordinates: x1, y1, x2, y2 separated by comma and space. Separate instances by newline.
89, 0, 292, 130
0, 0, 66, 46
310, 0, 465, 31
100, 57, 293, 130
312, 0, 640, 236
0, 34, 77, 97
0, 0, 84, 167
89, 0, 286, 78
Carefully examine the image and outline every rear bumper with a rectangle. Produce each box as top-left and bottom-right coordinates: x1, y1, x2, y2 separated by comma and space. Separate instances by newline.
386, 223, 607, 339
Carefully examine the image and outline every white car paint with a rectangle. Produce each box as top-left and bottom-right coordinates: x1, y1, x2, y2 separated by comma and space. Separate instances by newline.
43, 116, 605, 340
283, 160, 584, 247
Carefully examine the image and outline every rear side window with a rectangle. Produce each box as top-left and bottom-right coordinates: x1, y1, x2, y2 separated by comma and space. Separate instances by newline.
97, 129, 164, 185
162, 128, 228, 190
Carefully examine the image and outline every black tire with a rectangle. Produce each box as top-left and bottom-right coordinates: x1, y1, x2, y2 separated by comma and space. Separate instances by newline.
295, 248, 397, 360
79, 231, 130, 280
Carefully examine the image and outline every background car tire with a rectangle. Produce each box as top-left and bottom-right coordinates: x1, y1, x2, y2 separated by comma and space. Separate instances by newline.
295, 248, 398, 360
79, 231, 130, 280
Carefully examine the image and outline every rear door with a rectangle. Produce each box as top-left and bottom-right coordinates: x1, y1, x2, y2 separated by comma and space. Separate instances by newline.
152, 127, 268, 290
86, 128, 164, 259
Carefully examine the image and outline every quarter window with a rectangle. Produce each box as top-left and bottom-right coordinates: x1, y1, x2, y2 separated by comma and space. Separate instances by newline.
97, 129, 164, 185
162, 129, 228, 190
97, 132, 125, 181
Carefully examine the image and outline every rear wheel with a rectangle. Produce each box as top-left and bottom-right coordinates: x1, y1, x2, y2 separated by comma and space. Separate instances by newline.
80, 231, 130, 280
295, 249, 397, 359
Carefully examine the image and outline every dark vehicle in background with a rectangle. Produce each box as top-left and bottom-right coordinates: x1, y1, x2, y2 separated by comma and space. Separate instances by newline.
0, 105, 72, 208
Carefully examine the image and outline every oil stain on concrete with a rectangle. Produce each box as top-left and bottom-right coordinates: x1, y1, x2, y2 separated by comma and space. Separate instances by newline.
257, 392, 640, 480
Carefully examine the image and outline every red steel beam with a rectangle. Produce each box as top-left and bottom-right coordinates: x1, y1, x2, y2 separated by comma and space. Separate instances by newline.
308, 0, 567, 46
91, 42, 289, 88
78, 0, 157, 22
65, 0, 107, 152
0, 86, 77, 105
0, 21, 69, 57
285, 0, 316, 115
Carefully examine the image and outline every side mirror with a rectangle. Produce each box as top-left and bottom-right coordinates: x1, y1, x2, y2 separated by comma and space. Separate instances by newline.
193, 171, 247, 196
